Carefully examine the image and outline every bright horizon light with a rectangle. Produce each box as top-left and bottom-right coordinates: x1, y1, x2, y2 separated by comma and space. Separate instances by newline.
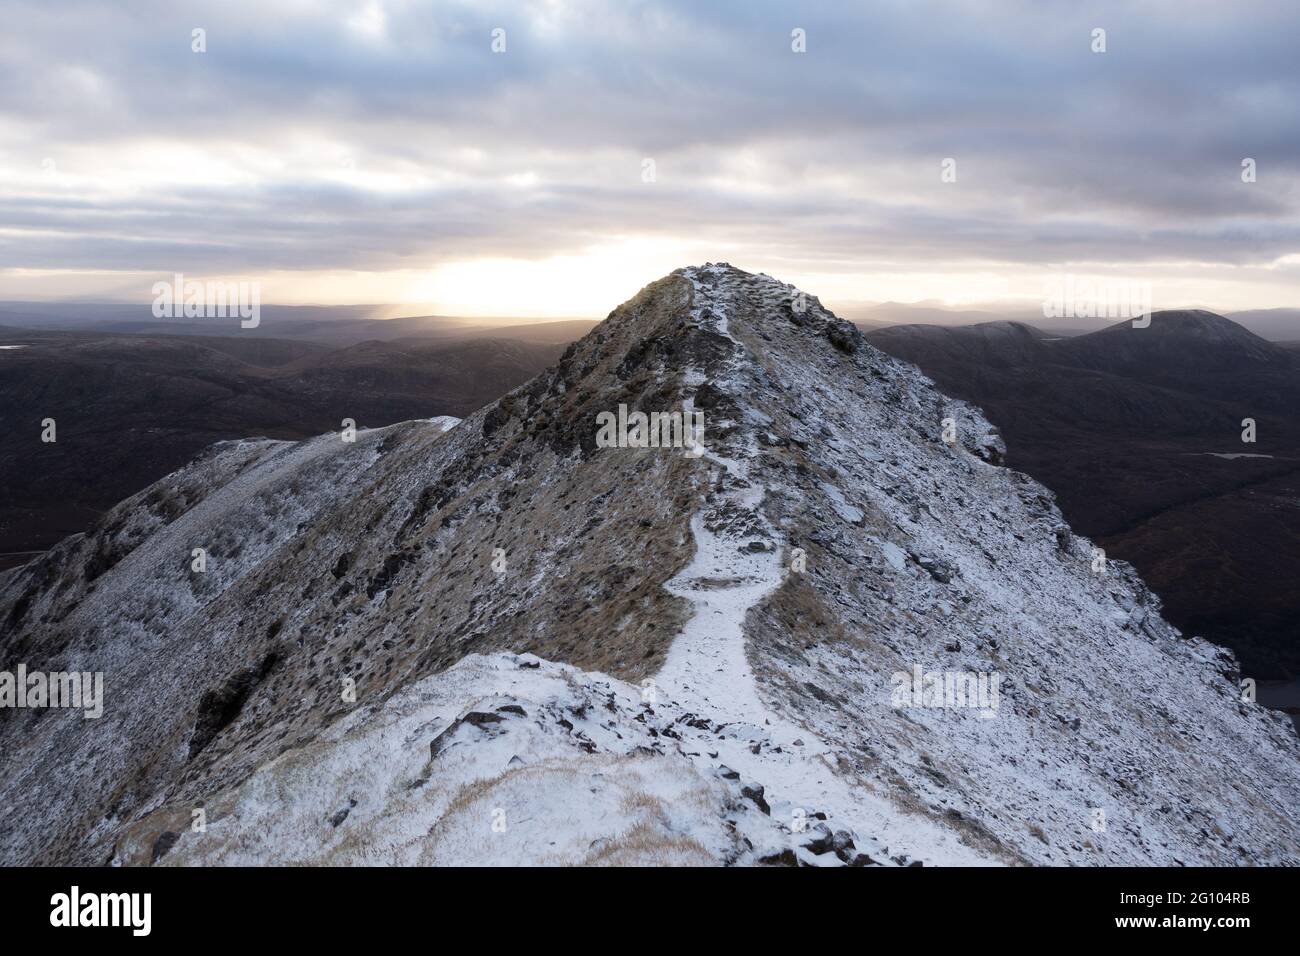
3, 252, 1298, 320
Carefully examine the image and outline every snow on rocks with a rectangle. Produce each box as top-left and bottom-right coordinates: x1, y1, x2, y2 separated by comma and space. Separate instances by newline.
116, 652, 880, 867
425, 416, 462, 432
820, 481, 866, 525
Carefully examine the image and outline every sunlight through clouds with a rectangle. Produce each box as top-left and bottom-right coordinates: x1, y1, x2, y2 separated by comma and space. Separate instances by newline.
408, 238, 727, 317
0, 0, 1297, 314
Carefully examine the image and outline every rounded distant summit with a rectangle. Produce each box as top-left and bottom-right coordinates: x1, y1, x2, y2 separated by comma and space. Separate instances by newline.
1080, 309, 1284, 369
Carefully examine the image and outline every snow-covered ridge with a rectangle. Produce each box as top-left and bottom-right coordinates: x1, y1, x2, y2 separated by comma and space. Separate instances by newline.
2, 263, 1297, 867
655, 270, 990, 864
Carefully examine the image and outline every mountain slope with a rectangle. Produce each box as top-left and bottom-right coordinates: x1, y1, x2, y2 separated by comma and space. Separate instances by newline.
2, 266, 1297, 867
866, 314, 1300, 680
0, 328, 564, 567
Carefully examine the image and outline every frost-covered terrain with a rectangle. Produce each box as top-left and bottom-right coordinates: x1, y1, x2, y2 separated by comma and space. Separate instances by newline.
2, 264, 1297, 866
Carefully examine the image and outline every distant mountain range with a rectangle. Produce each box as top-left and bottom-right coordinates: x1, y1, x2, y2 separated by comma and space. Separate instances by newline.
7, 298, 1296, 343
867, 311, 1300, 680
837, 301, 1300, 342
0, 301, 597, 347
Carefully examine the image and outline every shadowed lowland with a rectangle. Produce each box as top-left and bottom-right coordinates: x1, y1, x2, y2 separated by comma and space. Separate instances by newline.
3, 265, 1297, 868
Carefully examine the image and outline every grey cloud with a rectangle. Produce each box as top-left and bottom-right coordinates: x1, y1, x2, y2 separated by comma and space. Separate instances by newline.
1, 0, 1298, 283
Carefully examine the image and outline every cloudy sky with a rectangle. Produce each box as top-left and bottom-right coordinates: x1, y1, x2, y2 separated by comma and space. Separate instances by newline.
1, 0, 1298, 317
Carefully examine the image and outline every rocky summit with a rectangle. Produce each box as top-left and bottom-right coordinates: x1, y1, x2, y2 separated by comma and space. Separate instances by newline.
2, 264, 1297, 866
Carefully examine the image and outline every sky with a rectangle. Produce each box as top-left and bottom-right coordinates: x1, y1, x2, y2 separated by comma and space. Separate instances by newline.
1, 0, 1298, 318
